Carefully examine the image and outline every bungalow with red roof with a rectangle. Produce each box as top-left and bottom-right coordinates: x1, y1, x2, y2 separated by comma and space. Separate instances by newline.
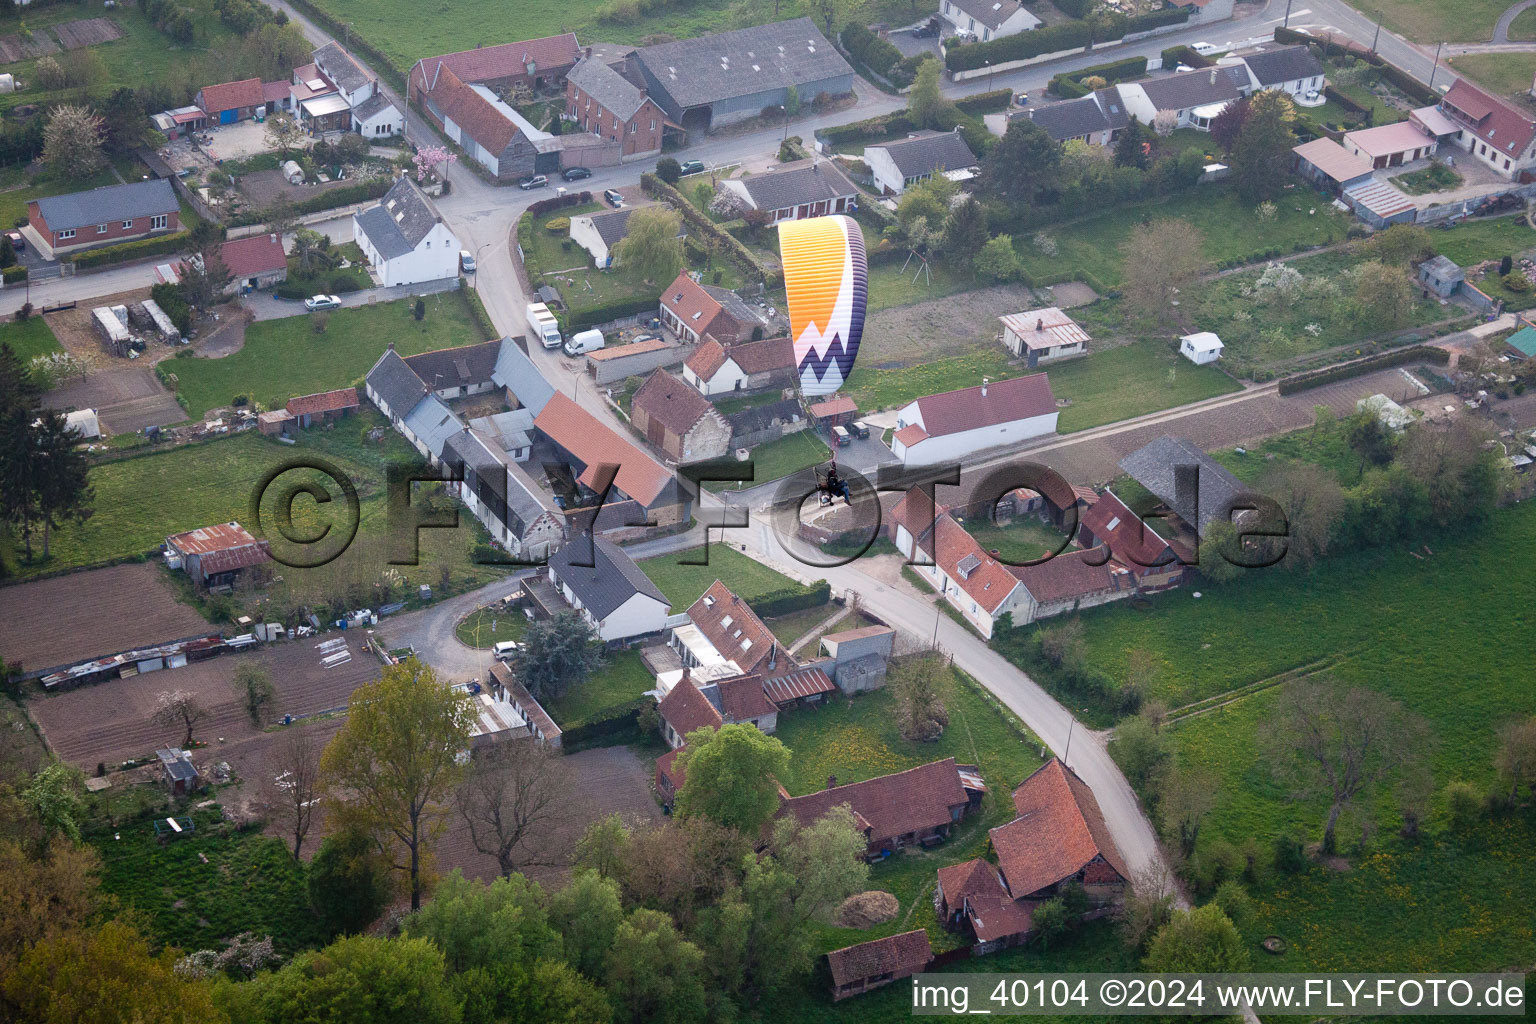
937, 758, 1129, 954
195, 77, 266, 124
285, 388, 359, 430
214, 233, 288, 295
890, 374, 1058, 467
658, 270, 757, 345
1437, 78, 1536, 180
826, 930, 933, 1001
775, 758, 984, 860
682, 335, 795, 396
629, 369, 731, 462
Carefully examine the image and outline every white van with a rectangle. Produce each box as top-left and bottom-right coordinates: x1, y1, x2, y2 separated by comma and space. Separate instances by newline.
492, 640, 523, 661
563, 328, 605, 357
459, 249, 476, 273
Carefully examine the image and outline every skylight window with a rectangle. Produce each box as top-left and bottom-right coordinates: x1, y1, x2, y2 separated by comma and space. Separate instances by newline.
1106, 516, 1121, 531
721, 615, 733, 629
741, 638, 753, 651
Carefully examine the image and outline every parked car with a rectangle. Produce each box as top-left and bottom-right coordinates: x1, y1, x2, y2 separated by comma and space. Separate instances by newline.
459, 249, 476, 273
5, 231, 24, 251
562, 166, 591, 181
519, 174, 549, 190
851, 420, 871, 440
603, 188, 624, 208
1191, 41, 1217, 54
678, 159, 705, 176
304, 294, 342, 311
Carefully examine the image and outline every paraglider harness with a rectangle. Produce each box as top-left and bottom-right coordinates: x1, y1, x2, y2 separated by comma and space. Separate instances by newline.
818, 458, 852, 507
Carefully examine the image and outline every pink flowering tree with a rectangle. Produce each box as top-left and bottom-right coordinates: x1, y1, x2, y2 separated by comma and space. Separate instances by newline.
413, 145, 456, 183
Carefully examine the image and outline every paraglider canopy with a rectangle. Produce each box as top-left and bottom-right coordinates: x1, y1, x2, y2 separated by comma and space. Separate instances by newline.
777, 214, 867, 399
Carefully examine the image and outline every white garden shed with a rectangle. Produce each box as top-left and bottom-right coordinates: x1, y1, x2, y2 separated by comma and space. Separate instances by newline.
1179, 332, 1224, 365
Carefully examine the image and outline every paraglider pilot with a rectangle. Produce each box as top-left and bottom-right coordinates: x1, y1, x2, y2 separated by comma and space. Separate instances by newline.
819, 458, 852, 507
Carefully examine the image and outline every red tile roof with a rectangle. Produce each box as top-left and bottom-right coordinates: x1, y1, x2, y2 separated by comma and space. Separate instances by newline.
724, 335, 793, 375
907, 372, 1056, 438
414, 62, 519, 154
632, 369, 719, 438
199, 77, 264, 114
286, 388, 359, 417
661, 272, 726, 334
1080, 489, 1186, 567
217, 233, 287, 278
893, 424, 928, 447
656, 745, 687, 792
1009, 548, 1119, 605
685, 338, 730, 379
657, 679, 723, 740
928, 514, 1022, 615
990, 758, 1129, 899
826, 930, 932, 988
417, 34, 581, 85
889, 487, 940, 545
686, 580, 776, 675
808, 395, 857, 418
776, 758, 969, 847
936, 858, 1034, 943
534, 392, 673, 506
262, 80, 291, 106
1442, 78, 1536, 157
716, 675, 779, 722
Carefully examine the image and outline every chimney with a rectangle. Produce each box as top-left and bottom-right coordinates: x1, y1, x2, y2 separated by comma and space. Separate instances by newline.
981, 376, 990, 397
767, 642, 777, 672
1209, 68, 1217, 84
1035, 318, 1043, 331
826, 775, 837, 790
585, 46, 593, 58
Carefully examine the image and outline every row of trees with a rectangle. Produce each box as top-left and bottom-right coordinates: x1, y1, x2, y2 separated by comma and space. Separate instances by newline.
0, 344, 92, 565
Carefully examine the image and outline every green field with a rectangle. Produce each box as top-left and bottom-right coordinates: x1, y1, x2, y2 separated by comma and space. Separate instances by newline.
1447, 52, 1536, 100
1426, 213, 1536, 308
1050, 343, 1240, 431
963, 515, 1072, 563
543, 649, 652, 728
163, 291, 491, 418
0, 315, 64, 365
865, 257, 981, 312
455, 606, 526, 649
1512, 5, 1536, 41
1369, 0, 1511, 43
638, 542, 819, 611
709, 428, 830, 491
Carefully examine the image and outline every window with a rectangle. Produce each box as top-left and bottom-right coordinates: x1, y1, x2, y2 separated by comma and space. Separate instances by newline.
121, 220, 134, 229
58, 228, 75, 240
97, 224, 108, 234
150, 214, 168, 230
650, 119, 655, 131
629, 121, 635, 133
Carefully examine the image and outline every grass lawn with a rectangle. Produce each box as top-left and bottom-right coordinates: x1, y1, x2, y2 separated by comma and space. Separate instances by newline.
1392, 161, 1462, 195
0, 315, 64, 366
455, 607, 526, 649
709, 428, 830, 491
638, 542, 819, 611
761, 602, 841, 649
91, 808, 325, 956
843, 346, 1018, 414
1512, 4, 1536, 40
1370, 0, 1510, 42
962, 514, 1072, 563
1447, 52, 1536, 100
163, 290, 490, 418
543, 649, 652, 728
1427, 214, 1536, 309
1050, 343, 1240, 432
1016, 185, 1354, 288
865, 256, 981, 311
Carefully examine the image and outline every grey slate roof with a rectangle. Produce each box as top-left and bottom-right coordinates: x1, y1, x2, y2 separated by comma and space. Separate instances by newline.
701, 284, 762, 327
404, 339, 502, 391
1419, 254, 1462, 280
947, 0, 1028, 31
568, 56, 649, 121
351, 91, 399, 122
1240, 44, 1325, 87
313, 41, 371, 94
1117, 435, 1247, 538
1136, 65, 1246, 112
1027, 89, 1129, 141
585, 207, 635, 248
355, 177, 441, 260
444, 427, 556, 532
728, 396, 802, 434
549, 535, 668, 619
33, 179, 177, 233
402, 394, 461, 459
635, 17, 852, 108
492, 337, 556, 415
469, 408, 536, 453
871, 130, 977, 178
735, 159, 856, 212
366, 348, 428, 419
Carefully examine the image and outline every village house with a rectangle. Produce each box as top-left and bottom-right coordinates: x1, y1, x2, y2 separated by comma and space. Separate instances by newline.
775, 758, 985, 859
214, 233, 288, 294
440, 427, 565, 562
825, 930, 933, 1002
939, 0, 1040, 41
285, 388, 359, 430
1117, 65, 1247, 132
937, 758, 1129, 953
409, 34, 582, 98
546, 536, 671, 642
403, 339, 503, 399
680, 580, 780, 677
353, 176, 460, 287
1232, 43, 1326, 98
565, 53, 668, 161
890, 373, 1058, 467
658, 271, 756, 345
569, 207, 635, 269
682, 335, 795, 395
411, 61, 544, 181
863, 130, 977, 195
308, 42, 397, 135
1077, 489, 1190, 592
1118, 434, 1249, 540
656, 675, 724, 749
195, 77, 266, 124
630, 370, 732, 462
1435, 78, 1536, 179
999, 308, 1090, 367
28, 179, 179, 257
719, 158, 858, 223
1024, 88, 1129, 146
164, 522, 271, 590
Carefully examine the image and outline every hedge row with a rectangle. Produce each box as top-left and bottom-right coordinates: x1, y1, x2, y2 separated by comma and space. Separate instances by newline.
946, 7, 1189, 71
819, 110, 918, 148
557, 698, 647, 752
73, 230, 191, 270
640, 172, 779, 288
1276, 345, 1450, 395
563, 294, 660, 333
2, 265, 26, 283
528, 191, 594, 218
1049, 55, 1148, 97
1323, 84, 1368, 115
955, 88, 1013, 115
748, 580, 831, 619
274, 273, 364, 300
841, 23, 914, 88
1161, 44, 1213, 70
1274, 26, 1441, 107
229, 178, 393, 228
460, 279, 498, 340
1054, 0, 1093, 17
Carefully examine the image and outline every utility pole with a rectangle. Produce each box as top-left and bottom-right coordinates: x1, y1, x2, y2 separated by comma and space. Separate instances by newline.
1283, 0, 1293, 29
1063, 717, 1075, 766
1371, 11, 1383, 53
1429, 41, 1443, 91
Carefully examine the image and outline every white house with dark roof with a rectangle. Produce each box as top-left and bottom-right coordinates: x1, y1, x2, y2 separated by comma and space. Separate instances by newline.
1024, 88, 1130, 146
547, 536, 671, 642
719, 158, 857, 223
569, 207, 636, 268
891, 374, 1058, 467
353, 176, 459, 286
1232, 44, 1326, 98
1117, 65, 1247, 131
940, 0, 1039, 41
441, 427, 565, 561
864, 130, 978, 195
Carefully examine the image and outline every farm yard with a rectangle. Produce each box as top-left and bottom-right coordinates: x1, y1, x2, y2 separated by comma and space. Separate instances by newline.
0, 563, 210, 675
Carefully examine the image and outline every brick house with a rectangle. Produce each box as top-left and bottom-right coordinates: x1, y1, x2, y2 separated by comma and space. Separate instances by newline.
29, 180, 179, 256
409, 33, 582, 97
410, 61, 541, 181
826, 930, 933, 1001
215, 232, 288, 294
195, 77, 265, 123
774, 758, 983, 859
630, 369, 732, 462
658, 271, 756, 345
565, 54, 667, 161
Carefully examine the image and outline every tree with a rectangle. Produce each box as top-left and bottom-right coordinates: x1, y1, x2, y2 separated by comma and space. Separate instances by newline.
807, 0, 865, 42
1117, 865, 1175, 951
547, 869, 626, 981
41, 105, 106, 181
942, 196, 988, 264
0, 839, 102, 975
1119, 218, 1206, 323
613, 205, 684, 285
973, 233, 1020, 281
1494, 715, 1536, 804
1143, 903, 1250, 973
906, 57, 951, 131
983, 118, 1060, 207
227, 935, 459, 1024
1264, 679, 1429, 854
413, 145, 456, 184
1345, 409, 1394, 469
181, 243, 232, 310
603, 908, 709, 1024
266, 726, 320, 860
320, 658, 475, 910
1256, 462, 1345, 570
889, 652, 950, 741
234, 662, 275, 726
1032, 897, 1070, 947
1158, 764, 1217, 860
783, 83, 801, 119
1208, 95, 1251, 153
509, 611, 603, 700
412, 298, 425, 321
623, 817, 749, 930
455, 739, 571, 877
263, 196, 299, 239
306, 827, 391, 936
1108, 711, 1168, 791
289, 228, 324, 276
402, 870, 560, 975
1113, 118, 1150, 170
1395, 418, 1502, 530
153, 689, 206, 748
655, 156, 682, 184
674, 723, 791, 834
1350, 259, 1414, 329
20, 762, 85, 847
1231, 90, 1295, 202
26, 408, 93, 559
100, 87, 146, 155
5, 919, 225, 1024
574, 812, 631, 881
262, 112, 304, 157
895, 175, 957, 240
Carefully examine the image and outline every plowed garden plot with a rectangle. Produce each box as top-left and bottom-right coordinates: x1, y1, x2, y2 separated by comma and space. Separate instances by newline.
0, 563, 208, 674
44, 367, 186, 434
53, 18, 123, 49
0, 32, 58, 64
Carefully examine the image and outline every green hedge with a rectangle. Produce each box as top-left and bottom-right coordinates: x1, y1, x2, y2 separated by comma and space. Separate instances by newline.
2, 264, 26, 283
946, 8, 1187, 71
1276, 345, 1450, 395
1050, 55, 1148, 97
955, 89, 1013, 115
460, 279, 497, 340
1323, 85, 1368, 115
528, 191, 594, 218
747, 580, 831, 619
274, 273, 365, 300
841, 23, 914, 87
1055, 0, 1093, 16
73, 231, 190, 270
563, 294, 660, 333
557, 698, 647, 751
1161, 44, 1213, 69
640, 172, 779, 288
819, 111, 917, 149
